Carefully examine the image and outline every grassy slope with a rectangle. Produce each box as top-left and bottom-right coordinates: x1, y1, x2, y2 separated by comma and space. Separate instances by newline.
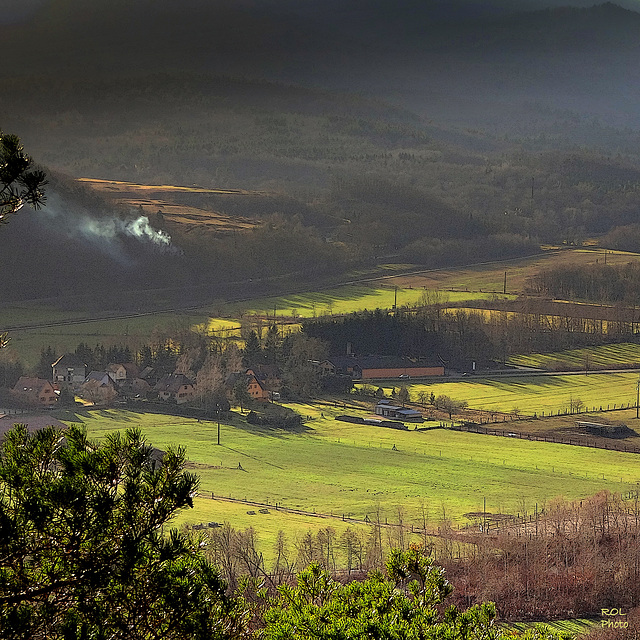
388, 248, 640, 292
233, 287, 501, 318
403, 372, 640, 416
509, 343, 640, 370
5, 246, 639, 369
0, 286, 500, 368
66, 405, 640, 553
4, 247, 640, 368
507, 619, 597, 635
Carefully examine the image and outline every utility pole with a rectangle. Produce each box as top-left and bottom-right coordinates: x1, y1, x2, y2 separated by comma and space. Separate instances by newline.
217, 404, 221, 445
503, 271, 507, 295
483, 496, 486, 534
636, 377, 639, 420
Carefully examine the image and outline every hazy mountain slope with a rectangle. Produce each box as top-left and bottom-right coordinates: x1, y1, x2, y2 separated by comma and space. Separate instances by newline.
4, 2, 640, 307
2, 1, 639, 132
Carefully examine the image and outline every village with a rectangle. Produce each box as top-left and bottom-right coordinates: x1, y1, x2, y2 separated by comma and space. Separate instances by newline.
1, 350, 444, 421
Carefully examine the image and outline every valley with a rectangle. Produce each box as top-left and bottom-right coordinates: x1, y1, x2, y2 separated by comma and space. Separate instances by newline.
4, 0, 640, 631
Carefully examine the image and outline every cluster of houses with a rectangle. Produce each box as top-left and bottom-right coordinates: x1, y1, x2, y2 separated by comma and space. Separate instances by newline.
10, 354, 281, 409
8, 352, 445, 411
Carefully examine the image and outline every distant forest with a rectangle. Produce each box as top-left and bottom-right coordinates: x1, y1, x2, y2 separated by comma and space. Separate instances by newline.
4, 74, 640, 306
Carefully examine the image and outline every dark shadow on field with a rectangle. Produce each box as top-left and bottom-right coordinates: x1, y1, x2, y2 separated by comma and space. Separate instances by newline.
228, 414, 313, 438
266, 284, 387, 312
50, 408, 91, 423
53, 405, 313, 438
94, 409, 135, 422
61, 407, 137, 423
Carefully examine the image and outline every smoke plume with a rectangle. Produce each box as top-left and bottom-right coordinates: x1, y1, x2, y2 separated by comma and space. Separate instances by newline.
39, 191, 180, 263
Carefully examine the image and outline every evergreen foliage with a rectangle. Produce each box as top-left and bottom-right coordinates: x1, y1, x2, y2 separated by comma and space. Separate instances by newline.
0, 130, 47, 222
0, 424, 240, 640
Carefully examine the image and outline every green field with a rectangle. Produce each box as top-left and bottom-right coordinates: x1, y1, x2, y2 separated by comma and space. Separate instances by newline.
1, 286, 503, 368
0, 311, 211, 369
509, 343, 640, 371
507, 619, 597, 636
5, 247, 639, 370
392, 248, 640, 294
61, 403, 640, 556
230, 285, 506, 319
401, 371, 640, 416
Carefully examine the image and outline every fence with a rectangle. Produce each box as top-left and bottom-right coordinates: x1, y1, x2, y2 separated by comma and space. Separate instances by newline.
0, 408, 29, 415
448, 422, 640, 454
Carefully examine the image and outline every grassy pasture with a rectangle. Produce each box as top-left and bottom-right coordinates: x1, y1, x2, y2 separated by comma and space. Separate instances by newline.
63, 404, 640, 555
231, 285, 501, 319
78, 178, 267, 197
509, 343, 640, 371
0, 311, 212, 369
507, 619, 597, 636
403, 372, 640, 416
79, 179, 264, 231
501, 407, 640, 438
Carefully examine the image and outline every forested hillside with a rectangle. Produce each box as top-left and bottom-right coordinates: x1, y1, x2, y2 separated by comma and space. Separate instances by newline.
4, 72, 640, 307
3, 2, 640, 307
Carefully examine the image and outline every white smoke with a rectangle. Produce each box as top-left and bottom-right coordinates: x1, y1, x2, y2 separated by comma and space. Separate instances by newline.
79, 214, 173, 249
38, 192, 181, 261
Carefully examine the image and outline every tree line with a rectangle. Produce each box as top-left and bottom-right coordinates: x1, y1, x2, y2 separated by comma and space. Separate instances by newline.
531, 261, 640, 304
302, 302, 639, 368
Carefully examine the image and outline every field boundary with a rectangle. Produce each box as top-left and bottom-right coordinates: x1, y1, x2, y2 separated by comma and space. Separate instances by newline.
449, 423, 640, 454
200, 492, 391, 528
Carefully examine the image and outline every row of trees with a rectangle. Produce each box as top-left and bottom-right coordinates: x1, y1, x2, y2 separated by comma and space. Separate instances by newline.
443, 491, 640, 621
532, 261, 640, 304
303, 301, 640, 369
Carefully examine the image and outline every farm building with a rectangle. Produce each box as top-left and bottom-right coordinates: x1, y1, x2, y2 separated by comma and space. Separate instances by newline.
52, 354, 87, 387
576, 421, 636, 438
226, 370, 270, 402
11, 377, 57, 408
320, 356, 444, 380
375, 400, 423, 421
155, 373, 195, 404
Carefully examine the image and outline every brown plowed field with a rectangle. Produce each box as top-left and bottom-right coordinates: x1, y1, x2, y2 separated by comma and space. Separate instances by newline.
79, 178, 262, 232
